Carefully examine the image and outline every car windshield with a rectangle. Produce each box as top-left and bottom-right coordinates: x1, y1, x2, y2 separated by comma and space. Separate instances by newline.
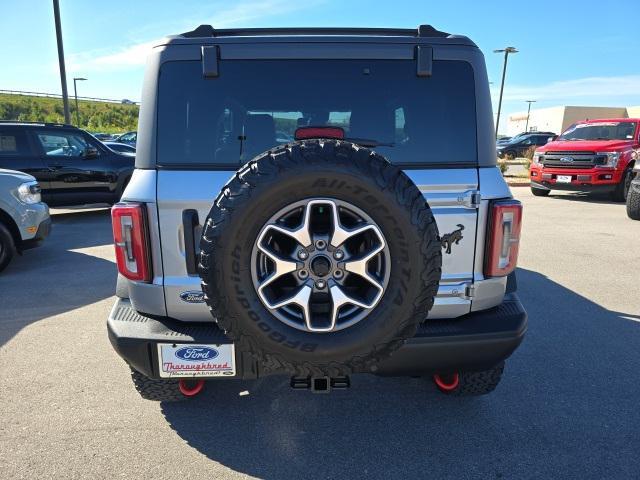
157, 59, 478, 166
559, 122, 638, 141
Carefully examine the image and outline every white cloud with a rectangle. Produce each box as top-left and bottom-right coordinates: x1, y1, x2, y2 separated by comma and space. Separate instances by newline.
67, 0, 322, 73
492, 75, 640, 103
68, 40, 158, 72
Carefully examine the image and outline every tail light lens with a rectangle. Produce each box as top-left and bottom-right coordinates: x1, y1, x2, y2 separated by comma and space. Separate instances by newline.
484, 199, 523, 277
111, 203, 151, 282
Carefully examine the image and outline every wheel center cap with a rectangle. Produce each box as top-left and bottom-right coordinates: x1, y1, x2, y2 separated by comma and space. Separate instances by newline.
311, 255, 331, 277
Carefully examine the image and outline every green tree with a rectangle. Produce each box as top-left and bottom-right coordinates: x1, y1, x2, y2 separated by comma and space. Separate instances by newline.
0, 94, 139, 133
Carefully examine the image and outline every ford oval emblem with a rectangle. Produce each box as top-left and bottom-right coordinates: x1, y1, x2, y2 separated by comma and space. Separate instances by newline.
175, 346, 219, 361
560, 156, 574, 163
180, 290, 205, 303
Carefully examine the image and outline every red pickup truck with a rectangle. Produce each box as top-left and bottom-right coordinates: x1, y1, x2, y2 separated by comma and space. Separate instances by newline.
529, 118, 639, 202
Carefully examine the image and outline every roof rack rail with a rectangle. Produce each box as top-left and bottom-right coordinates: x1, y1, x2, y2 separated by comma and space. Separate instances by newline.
180, 24, 450, 39
0, 120, 75, 128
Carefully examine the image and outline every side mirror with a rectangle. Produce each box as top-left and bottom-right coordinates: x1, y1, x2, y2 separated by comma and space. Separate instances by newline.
83, 147, 99, 159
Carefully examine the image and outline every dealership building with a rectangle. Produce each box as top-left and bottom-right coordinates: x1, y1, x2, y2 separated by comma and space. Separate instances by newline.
506, 105, 640, 137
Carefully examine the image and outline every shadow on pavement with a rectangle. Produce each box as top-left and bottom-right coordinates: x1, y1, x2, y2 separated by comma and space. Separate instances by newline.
0, 208, 115, 346
161, 267, 640, 479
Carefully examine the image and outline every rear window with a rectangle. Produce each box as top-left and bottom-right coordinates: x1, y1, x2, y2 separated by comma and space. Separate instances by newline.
157, 59, 477, 167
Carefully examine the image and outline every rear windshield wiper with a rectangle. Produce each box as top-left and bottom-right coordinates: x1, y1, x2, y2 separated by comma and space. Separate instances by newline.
344, 137, 395, 148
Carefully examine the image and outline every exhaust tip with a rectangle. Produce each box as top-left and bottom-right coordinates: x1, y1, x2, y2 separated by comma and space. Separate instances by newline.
179, 379, 205, 397
433, 373, 459, 392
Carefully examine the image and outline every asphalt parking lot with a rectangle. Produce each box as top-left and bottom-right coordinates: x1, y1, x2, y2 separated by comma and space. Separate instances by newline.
1, 188, 639, 479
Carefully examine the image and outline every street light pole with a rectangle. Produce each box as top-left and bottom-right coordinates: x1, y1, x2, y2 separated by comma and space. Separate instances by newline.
73, 77, 87, 127
493, 47, 518, 139
525, 100, 536, 133
53, 0, 71, 124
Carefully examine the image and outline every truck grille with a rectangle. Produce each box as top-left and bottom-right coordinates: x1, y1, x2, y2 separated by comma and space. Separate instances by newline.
541, 151, 607, 169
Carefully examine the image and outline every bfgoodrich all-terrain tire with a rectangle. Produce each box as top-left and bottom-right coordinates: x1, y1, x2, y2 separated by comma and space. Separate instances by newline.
434, 362, 505, 396
199, 140, 442, 377
130, 368, 185, 402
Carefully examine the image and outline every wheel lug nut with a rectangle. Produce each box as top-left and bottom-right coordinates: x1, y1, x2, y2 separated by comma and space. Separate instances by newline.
315, 240, 326, 250
298, 270, 309, 279
297, 250, 309, 260
334, 250, 344, 260
334, 269, 343, 279
315, 280, 326, 289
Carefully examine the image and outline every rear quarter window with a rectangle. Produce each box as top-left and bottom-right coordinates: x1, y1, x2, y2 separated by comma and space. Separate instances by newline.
0, 128, 31, 157
157, 59, 477, 168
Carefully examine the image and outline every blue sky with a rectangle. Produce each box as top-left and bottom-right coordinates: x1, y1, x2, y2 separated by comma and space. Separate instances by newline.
1, 0, 639, 131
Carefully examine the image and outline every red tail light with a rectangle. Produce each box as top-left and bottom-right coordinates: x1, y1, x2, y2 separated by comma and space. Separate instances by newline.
111, 203, 151, 282
295, 126, 345, 140
484, 199, 522, 277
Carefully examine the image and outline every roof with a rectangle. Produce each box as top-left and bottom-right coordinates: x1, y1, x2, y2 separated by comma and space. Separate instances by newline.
0, 121, 77, 129
581, 118, 639, 123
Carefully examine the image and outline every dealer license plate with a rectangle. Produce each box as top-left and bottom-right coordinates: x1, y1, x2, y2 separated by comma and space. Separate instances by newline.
556, 175, 572, 183
157, 343, 236, 378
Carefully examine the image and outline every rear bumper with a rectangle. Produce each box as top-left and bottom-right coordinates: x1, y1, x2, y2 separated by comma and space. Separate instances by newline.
108, 294, 527, 380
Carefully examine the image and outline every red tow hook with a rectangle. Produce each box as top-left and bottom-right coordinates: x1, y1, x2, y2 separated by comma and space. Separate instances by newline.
179, 379, 205, 397
433, 373, 460, 391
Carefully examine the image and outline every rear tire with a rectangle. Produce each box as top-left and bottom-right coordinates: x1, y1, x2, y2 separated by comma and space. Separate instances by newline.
130, 368, 186, 402
434, 362, 505, 396
626, 180, 640, 220
0, 222, 16, 273
531, 186, 550, 197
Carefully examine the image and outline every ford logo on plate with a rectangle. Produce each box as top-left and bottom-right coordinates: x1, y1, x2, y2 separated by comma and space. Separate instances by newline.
180, 290, 205, 303
175, 346, 219, 361
560, 157, 574, 163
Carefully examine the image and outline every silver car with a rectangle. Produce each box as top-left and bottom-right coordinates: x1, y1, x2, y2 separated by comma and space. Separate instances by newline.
0, 168, 51, 272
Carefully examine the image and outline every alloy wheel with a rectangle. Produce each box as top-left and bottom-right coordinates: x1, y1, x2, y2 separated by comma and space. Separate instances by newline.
251, 198, 390, 332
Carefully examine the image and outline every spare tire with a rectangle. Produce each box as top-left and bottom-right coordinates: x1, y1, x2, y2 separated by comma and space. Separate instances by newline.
199, 140, 441, 376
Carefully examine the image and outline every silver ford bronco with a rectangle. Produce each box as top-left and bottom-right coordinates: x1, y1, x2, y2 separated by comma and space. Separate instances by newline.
108, 25, 527, 401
